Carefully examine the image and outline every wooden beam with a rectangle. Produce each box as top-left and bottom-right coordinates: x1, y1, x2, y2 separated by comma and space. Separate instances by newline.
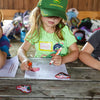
78, 11, 100, 20
0, 9, 25, 20
1, 9, 100, 20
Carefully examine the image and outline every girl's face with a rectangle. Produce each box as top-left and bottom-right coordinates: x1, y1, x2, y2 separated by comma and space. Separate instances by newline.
41, 16, 62, 28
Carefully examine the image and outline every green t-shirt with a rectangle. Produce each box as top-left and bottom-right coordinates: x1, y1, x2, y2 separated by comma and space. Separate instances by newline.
26, 26, 77, 58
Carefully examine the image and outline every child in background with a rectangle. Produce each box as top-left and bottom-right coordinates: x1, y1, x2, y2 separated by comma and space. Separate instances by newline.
79, 30, 100, 70
0, 11, 11, 69
17, 0, 79, 71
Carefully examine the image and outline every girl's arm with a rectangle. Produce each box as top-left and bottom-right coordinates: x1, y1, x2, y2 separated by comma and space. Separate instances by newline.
79, 42, 100, 70
0, 50, 7, 69
17, 41, 32, 70
61, 43, 79, 64
52, 43, 79, 66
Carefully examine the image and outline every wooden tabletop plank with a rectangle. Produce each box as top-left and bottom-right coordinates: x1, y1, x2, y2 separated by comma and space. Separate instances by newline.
0, 98, 80, 100
0, 58, 100, 80
0, 62, 100, 80
11, 66, 100, 81
0, 80, 100, 99
67, 67, 100, 80
0, 58, 100, 99
1, 97, 96, 100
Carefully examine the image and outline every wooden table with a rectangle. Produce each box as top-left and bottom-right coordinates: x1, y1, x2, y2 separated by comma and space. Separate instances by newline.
0, 58, 100, 100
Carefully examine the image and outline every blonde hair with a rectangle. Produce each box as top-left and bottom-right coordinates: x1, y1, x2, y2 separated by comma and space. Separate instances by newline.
25, 7, 41, 41
25, 7, 66, 42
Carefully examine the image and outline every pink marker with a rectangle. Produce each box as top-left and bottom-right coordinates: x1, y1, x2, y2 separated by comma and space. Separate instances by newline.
49, 47, 62, 65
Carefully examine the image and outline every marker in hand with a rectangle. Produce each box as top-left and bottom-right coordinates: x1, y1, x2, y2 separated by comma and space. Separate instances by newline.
28, 62, 40, 72
49, 47, 62, 65
28, 62, 32, 67
28, 62, 32, 70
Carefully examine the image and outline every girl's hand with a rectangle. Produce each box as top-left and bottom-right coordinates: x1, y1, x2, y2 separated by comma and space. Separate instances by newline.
52, 55, 62, 66
20, 59, 32, 71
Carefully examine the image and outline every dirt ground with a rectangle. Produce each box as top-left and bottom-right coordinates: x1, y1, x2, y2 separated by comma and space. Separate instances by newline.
9, 40, 35, 57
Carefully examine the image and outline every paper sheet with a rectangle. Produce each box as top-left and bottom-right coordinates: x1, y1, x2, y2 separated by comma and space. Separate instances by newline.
25, 58, 70, 80
0, 56, 19, 77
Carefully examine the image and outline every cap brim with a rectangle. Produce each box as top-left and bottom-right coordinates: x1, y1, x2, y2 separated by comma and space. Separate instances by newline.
40, 8, 67, 20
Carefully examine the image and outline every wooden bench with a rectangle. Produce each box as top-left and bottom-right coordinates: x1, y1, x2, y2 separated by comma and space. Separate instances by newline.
0, 58, 100, 100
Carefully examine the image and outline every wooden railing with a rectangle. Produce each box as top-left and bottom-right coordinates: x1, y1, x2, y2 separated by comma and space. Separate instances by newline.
78, 11, 100, 20
0, 9, 25, 20
1, 9, 100, 20
0, 0, 100, 11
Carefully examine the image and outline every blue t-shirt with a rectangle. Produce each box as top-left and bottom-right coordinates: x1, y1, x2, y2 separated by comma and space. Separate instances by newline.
0, 34, 11, 57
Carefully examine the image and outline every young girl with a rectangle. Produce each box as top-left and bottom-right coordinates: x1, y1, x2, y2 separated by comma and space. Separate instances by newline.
18, 0, 79, 71
0, 11, 11, 69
